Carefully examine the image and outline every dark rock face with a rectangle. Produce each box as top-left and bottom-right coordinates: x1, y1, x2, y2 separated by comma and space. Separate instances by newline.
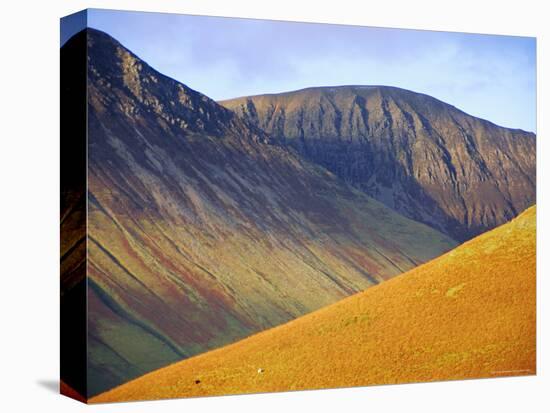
81, 30, 456, 395
222, 86, 536, 241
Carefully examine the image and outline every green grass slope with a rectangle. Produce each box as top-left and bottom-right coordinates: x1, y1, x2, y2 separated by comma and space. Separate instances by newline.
92, 206, 536, 403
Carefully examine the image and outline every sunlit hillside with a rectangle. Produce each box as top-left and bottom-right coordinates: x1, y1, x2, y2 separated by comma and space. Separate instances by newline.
92, 206, 536, 403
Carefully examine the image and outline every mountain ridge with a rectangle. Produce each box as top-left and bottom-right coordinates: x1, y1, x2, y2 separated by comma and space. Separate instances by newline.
222, 85, 536, 241
222, 84, 534, 132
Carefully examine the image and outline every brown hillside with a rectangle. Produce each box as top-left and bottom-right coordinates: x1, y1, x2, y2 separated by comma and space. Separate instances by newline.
222, 87, 536, 241
92, 206, 536, 403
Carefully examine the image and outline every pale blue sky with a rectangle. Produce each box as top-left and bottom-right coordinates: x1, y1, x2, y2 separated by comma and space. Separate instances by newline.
79, 9, 535, 132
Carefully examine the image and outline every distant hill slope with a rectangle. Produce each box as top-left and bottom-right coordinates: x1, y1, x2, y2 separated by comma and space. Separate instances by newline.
78, 29, 456, 396
222, 87, 536, 241
92, 206, 536, 403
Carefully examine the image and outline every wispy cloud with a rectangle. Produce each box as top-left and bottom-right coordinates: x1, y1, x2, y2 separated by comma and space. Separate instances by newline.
87, 9, 536, 132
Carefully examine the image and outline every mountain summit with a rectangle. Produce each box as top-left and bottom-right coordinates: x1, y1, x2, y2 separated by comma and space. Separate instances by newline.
222, 86, 536, 241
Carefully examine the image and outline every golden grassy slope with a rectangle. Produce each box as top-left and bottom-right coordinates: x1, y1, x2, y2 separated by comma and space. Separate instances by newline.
92, 206, 536, 403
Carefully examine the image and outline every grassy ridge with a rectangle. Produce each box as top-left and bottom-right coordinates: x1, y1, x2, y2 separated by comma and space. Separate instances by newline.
92, 206, 536, 403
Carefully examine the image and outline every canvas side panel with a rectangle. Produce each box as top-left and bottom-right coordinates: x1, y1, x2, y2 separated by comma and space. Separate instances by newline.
60, 12, 88, 403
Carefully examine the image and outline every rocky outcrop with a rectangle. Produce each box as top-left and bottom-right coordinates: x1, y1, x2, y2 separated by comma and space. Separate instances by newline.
222, 86, 536, 241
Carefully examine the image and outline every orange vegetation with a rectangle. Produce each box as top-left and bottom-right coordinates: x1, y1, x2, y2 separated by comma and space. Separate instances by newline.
92, 206, 536, 403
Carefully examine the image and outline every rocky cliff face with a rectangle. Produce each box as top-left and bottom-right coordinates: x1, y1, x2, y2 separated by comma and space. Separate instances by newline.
81, 30, 456, 396
222, 86, 536, 241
